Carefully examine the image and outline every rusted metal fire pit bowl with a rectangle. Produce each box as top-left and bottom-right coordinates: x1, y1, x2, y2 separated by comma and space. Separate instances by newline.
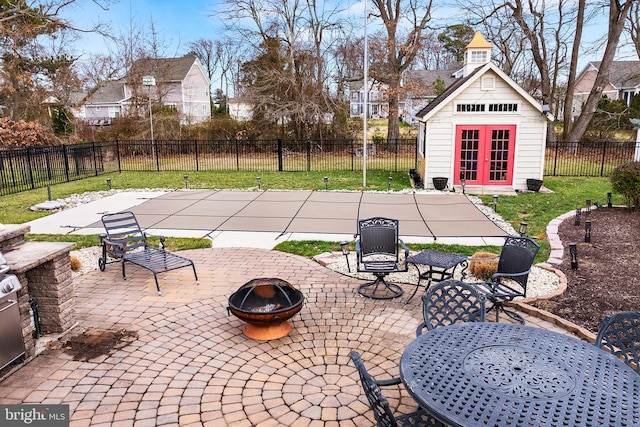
227, 278, 304, 340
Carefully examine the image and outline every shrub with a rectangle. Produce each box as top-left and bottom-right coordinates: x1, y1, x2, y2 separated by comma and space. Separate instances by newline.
468, 251, 499, 280
610, 161, 640, 209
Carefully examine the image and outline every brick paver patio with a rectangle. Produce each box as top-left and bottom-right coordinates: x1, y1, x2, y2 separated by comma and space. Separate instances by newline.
0, 247, 582, 426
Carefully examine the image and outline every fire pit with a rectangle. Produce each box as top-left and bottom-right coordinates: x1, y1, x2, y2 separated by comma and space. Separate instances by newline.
227, 278, 304, 340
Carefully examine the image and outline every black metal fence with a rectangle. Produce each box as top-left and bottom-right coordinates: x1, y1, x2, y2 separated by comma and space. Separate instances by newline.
0, 139, 417, 196
544, 141, 639, 176
1, 139, 638, 197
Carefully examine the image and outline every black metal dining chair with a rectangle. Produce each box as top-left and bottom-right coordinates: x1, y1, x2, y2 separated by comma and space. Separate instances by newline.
473, 236, 539, 324
355, 217, 409, 300
416, 280, 486, 336
349, 350, 445, 427
594, 311, 640, 375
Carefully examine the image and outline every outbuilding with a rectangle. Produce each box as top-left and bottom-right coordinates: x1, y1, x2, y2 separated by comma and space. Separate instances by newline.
415, 31, 550, 193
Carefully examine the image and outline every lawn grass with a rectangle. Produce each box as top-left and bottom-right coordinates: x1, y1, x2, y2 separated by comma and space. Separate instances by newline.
0, 172, 620, 260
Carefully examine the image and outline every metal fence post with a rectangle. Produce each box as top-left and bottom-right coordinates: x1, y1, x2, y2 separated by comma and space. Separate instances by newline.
63, 144, 70, 182
195, 140, 200, 171
278, 139, 283, 171
600, 141, 607, 176
27, 147, 35, 189
115, 140, 122, 172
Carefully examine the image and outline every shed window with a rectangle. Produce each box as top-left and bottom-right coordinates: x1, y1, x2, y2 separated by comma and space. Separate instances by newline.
456, 104, 485, 112
488, 103, 518, 112
470, 51, 487, 63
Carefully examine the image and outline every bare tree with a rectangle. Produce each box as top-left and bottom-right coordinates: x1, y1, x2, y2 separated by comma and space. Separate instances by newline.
565, 0, 634, 142
626, 0, 640, 59
0, 0, 111, 120
220, 0, 345, 138
369, 0, 434, 142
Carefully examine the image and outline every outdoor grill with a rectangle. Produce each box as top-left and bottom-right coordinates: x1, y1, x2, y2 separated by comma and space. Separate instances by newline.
0, 250, 25, 370
228, 278, 304, 340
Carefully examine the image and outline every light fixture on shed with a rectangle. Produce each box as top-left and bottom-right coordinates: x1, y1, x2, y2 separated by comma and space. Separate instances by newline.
541, 104, 551, 116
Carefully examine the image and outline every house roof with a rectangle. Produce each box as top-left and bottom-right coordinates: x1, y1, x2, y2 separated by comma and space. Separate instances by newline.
414, 67, 481, 118
84, 81, 127, 105
405, 66, 460, 96
581, 61, 640, 90
415, 62, 547, 121
130, 56, 201, 83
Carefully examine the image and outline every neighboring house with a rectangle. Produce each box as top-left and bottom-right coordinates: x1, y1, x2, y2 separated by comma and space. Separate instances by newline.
42, 91, 87, 121
401, 64, 460, 125
348, 80, 389, 118
83, 56, 211, 125
572, 61, 640, 121
414, 31, 550, 193
227, 98, 253, 121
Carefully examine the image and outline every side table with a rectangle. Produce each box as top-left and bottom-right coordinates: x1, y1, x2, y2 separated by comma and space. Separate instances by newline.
405, 249, 468, 302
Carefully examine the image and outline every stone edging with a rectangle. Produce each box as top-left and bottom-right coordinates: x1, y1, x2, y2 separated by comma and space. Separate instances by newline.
514, 301, 597, 343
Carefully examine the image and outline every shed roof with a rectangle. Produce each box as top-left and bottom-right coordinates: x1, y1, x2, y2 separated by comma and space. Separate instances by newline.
466, 31, 493, 49
415, 62, 547, 121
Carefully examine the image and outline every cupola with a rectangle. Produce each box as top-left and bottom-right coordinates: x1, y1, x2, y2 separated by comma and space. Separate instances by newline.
463, 31, 493, 77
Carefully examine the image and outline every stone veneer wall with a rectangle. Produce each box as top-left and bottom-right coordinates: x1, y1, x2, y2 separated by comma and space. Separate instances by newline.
1, 225, 75, 359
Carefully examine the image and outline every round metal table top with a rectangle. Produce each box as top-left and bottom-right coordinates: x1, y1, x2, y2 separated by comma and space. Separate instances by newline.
400, 322, 640, 427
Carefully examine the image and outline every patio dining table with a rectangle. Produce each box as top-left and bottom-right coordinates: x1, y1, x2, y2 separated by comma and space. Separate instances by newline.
400, 322, 640, 427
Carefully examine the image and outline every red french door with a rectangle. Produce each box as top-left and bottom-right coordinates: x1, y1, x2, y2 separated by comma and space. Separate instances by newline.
454, 125, 516, 185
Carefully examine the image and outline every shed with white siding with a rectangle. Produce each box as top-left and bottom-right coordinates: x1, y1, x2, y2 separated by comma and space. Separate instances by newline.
414, 32, 550, 193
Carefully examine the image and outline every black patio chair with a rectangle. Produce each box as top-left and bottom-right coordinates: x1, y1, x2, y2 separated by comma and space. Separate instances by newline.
473, 236, 539, 324
355, 217, 409, 300
98, 211, 198, 295
416, 280, 486, 336
594, 311, 640, 375
349, 350, 445, 427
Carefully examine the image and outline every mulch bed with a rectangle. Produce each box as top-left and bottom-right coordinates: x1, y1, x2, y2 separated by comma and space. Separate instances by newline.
532, 207, 640, 333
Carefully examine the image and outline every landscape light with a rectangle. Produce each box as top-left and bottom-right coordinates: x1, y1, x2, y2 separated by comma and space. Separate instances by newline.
607, 192, 612, 208
388, 176, 392, 191
106, 178, 112, 189
585, 199, 591, 215
256, 176, 261, 189
574, 208, 581, 226
340, 241, 351, 272
184, 175, 188, 189
519, 222, 528, 236
569, 242, 578, 270
584, 220, 592, 243
492, 195, 499, 212
324, 176, 329, 190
